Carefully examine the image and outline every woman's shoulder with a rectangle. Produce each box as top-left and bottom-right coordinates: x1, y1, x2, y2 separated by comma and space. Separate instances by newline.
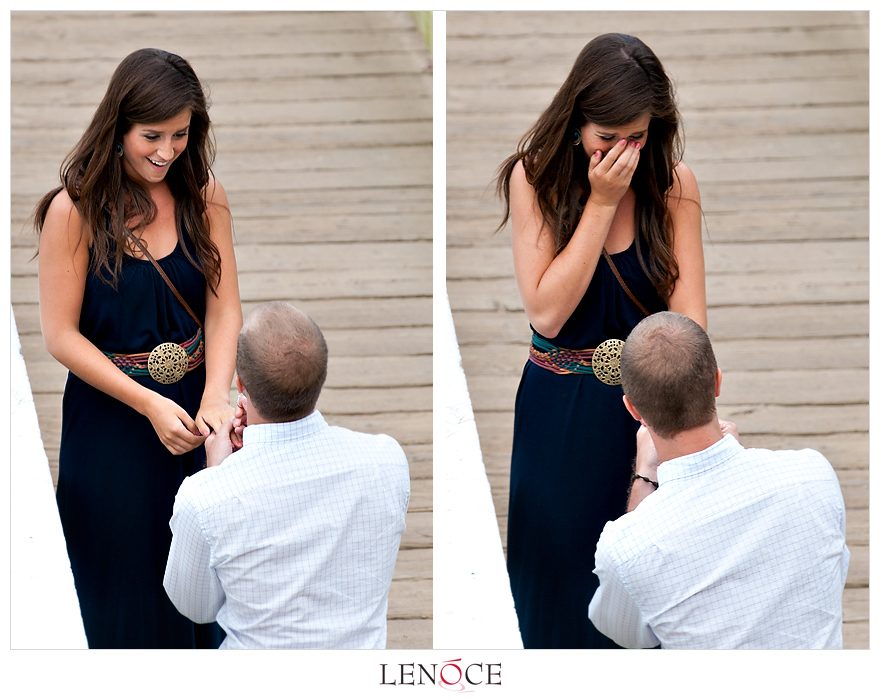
42, 188, 89, 237
45, 188, 79, 218
509, 157, 536, 194
669, 161, 700, 200
203, 173, 229, 207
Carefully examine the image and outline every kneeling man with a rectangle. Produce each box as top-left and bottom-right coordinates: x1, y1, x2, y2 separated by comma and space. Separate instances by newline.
164, 302, 410, 648
588, 312, 849, 649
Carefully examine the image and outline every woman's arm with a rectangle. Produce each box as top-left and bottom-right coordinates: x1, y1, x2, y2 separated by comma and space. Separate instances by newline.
194, 176, 243, 436
511, 140, 641, 338
665, 162, 707, 329
38, 190, 205, 454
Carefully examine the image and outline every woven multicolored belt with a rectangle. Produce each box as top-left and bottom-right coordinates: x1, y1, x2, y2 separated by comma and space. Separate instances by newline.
528, 332, 625, 386
103, 327, 205, 384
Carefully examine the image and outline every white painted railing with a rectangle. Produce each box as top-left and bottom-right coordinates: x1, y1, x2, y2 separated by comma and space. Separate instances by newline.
434, 291, 523, 649
10, 309, 88, 648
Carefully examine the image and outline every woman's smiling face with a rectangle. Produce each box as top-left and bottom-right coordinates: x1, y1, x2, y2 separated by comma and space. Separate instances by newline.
121, 108, 192, 186
580, 114, 651, 161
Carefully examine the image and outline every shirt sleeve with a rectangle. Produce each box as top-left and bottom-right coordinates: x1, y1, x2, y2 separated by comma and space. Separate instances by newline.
588, 527, 660, 649
163, 484, 225, 624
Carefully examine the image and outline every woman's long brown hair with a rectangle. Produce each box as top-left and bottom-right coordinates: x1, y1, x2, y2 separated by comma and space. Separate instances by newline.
33, 48, 223, 293
496, 33, 686, 300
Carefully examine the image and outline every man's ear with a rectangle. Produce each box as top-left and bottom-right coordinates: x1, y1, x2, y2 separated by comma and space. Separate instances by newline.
715, 368, 722, 398
623, 395, 643, 423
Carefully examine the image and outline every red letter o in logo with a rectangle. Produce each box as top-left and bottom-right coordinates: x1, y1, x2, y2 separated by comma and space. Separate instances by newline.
440, 662, 462, 686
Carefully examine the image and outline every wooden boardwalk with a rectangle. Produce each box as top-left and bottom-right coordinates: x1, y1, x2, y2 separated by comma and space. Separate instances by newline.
446, 11, 868, 648
11, 11, 432, 648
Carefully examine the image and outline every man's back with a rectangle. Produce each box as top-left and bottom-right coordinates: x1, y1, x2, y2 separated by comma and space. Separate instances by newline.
590, 435, 849, 649
164, 411, 410, 649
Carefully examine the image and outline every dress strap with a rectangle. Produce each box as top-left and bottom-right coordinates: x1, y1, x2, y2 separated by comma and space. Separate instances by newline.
602, 248, 651, 317
125, 230, 203, 329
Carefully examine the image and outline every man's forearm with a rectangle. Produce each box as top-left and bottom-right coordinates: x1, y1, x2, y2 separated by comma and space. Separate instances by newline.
626, 476, 657, 512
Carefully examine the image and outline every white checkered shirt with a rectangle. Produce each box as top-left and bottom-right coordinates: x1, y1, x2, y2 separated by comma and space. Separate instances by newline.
589, 435, 849, 649
164, 411, 410, 649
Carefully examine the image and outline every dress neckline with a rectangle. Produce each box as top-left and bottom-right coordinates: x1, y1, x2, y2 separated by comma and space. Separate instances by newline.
123, 239, 181, 264
606, 237, 636, 257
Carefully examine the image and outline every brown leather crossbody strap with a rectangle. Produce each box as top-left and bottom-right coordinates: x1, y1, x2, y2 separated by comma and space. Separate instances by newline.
125, 231, 203, 329
602, 248, 651, 317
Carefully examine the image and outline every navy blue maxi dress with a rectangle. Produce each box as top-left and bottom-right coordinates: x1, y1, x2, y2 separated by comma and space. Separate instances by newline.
507, 235, 667, 648
55, 232, 224, 649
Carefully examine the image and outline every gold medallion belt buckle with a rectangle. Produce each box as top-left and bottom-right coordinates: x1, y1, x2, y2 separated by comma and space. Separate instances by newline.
147, 342, 189, 384
592, 338, 625, 386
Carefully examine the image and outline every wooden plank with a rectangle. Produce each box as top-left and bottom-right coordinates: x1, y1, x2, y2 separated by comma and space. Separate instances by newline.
447, 304, 868, 346
446, 271, 868, 314
399, 511, 432, 551
389, 546, 432, 580
387, 577, 432, 620
13, 269, 433, 305
842, 588, 868, 622
457, 337, 868, 378
845, 545, 868, 588
446, 240, 867, 280
448, 104, 869, 146
386, 619, 432, 649
464, 368, 869, 414
14, 241, 432, 277
33, 401, 434, 484
13, 297, 433, 336
449, 51, 868, 88
745, 435, 866, 472
447, 11, 867, 37
11, 11, 415, 39
720, 369, 867, 405
12, 73, 432, 107
713, 404, 867, 435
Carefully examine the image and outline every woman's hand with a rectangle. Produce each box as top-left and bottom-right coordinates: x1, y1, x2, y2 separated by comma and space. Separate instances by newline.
195, 397, 235, 437
587, 139, 640, 208
144, 393, 206, 455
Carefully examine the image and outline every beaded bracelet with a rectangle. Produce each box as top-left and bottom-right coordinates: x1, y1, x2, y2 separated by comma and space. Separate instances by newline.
631, 473, 659, 489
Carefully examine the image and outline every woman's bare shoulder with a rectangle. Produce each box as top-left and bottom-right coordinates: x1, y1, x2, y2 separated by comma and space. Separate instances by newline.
45, 188, 78, 218
668, 161, 700, 205
204, 173, 229, 207
509, 157, 537, 194
42, 189, 88, 238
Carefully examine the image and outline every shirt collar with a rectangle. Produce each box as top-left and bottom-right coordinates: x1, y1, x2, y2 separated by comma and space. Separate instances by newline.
657, 433, 743, 485
240, 410, 328, 444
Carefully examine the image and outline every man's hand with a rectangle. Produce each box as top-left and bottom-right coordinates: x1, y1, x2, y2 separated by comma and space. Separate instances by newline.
205, 416, 237, 468
231, 394, 248, 449
719, 419, 740, 443
634, 425, 660, 482
627, 426, 660, 513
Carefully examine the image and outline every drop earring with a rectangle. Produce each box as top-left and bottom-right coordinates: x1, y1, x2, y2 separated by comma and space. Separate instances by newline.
572, 130, 582, 146
116, 143, 124, 157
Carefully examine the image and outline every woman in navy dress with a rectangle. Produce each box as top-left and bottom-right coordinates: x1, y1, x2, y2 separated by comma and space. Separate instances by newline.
495, 34, 707, 648
35, 49, 242, 648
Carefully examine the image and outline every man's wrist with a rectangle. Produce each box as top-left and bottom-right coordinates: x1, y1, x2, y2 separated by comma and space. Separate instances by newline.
630, 472, 658, 489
